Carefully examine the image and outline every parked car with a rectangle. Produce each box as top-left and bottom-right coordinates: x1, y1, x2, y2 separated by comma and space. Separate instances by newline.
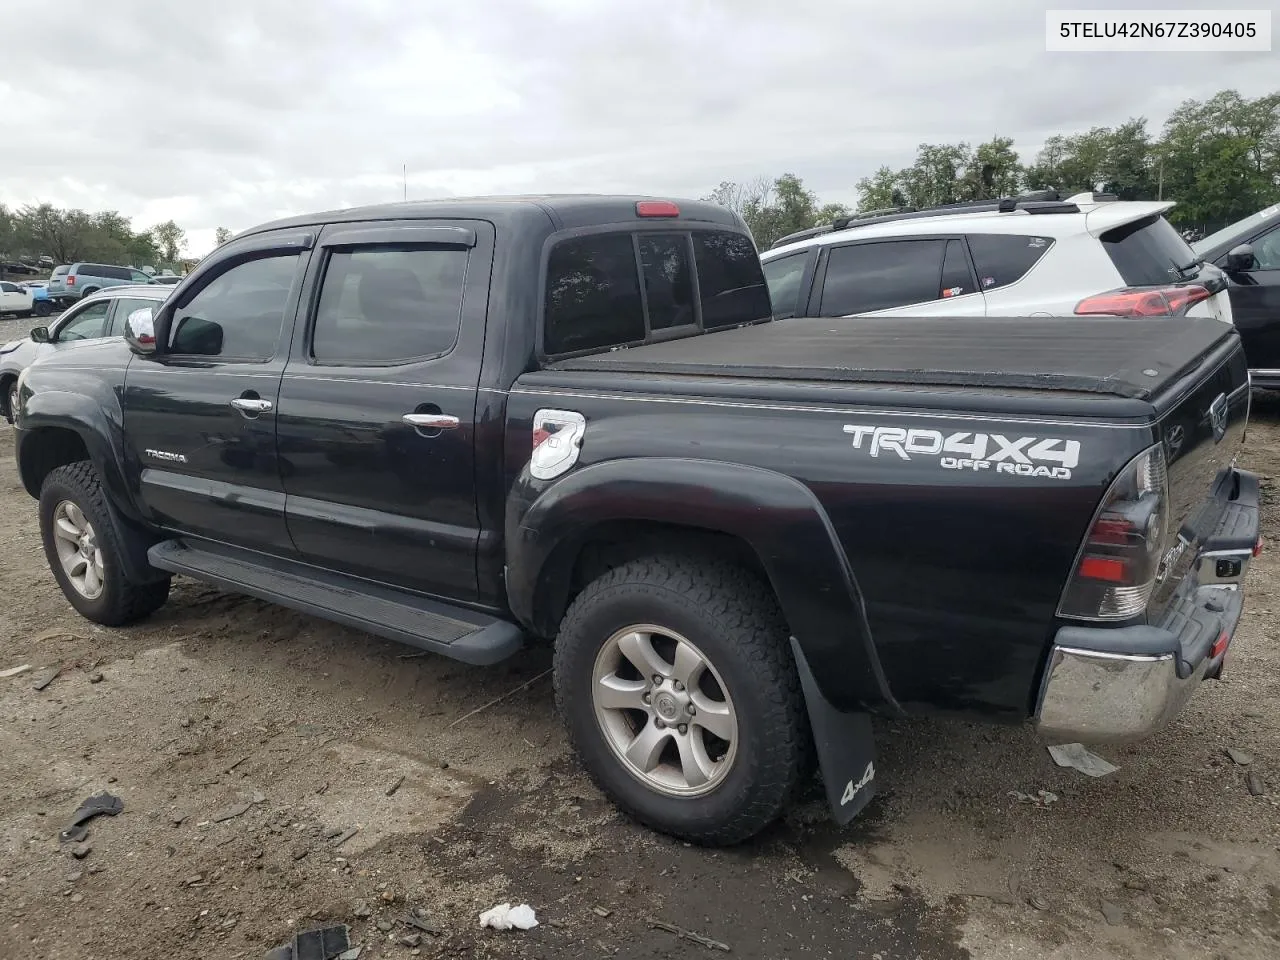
150, 274, 184, 286
1, 285, 171, 422
0, 280, 35, 318
12, 196, 1258, 844
1192, 204, 1280, 388
760, 191, 1232, 326
19, 281, 56, 317
46, 263, 157, 303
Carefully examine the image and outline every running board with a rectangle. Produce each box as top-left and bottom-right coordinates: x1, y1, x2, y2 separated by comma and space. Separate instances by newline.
148, 540, 524, 665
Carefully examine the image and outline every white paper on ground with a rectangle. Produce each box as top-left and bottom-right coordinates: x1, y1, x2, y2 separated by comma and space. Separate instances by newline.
1047, 742, 1119, 777
479, 902, 538, 930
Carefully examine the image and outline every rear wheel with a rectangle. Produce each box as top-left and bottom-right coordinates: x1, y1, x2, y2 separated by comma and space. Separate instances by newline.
554, 555, 809, 845
6, 380, 18, 424
39, 462, 170, 625
33, 300, 52, 317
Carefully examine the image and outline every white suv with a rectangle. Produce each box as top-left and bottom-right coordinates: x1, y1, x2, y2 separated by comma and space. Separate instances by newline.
760, 192, 1233, 325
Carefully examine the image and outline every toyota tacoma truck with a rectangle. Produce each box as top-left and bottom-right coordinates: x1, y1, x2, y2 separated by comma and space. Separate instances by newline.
12, 196, 1261, 845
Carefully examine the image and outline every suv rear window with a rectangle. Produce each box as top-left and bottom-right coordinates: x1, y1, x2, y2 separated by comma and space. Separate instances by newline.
1101, 215, 1195, 286
543, 229, 768, 356
966, 234, 1053, 291
51, 265, 69, 277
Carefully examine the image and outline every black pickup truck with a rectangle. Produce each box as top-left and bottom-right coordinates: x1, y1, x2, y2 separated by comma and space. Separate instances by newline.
12, 196, 1261, 844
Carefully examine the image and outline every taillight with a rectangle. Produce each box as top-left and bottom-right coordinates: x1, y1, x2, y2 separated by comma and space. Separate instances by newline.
1075, 285, 1210, 317
1058, 443, 1171, 620
66, 275, 75, 286
529, 409, 587, 480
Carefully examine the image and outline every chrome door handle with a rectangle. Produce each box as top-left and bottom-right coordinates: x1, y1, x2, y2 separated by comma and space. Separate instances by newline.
402, 413, 459, 430
230, 398, 273, 414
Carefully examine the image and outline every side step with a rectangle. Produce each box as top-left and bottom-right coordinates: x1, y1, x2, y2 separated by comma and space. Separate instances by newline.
148, 540, 524, 666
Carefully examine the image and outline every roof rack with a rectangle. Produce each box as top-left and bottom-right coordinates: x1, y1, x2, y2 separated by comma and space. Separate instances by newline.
770, 189, 1092, 250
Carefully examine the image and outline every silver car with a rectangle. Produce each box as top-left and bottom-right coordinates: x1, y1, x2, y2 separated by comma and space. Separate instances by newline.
1, 285, 173, 422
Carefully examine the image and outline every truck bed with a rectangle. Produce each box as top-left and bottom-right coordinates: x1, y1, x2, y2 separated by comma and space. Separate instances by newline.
550, 315, 1234, 401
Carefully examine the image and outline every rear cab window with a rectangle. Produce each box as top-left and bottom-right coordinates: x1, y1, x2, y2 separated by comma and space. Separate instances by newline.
966, 234, 1053, 291
542, 229, 769, 358
1100, 216, 1194, 286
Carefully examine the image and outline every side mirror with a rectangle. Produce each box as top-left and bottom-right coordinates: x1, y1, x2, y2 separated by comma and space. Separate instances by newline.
29, 326, 50, 343
124, 307, 157, 355
1225, 243, 1256, 273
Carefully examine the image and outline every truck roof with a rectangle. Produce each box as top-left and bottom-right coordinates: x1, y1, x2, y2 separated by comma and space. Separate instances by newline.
239, 195, 744, 239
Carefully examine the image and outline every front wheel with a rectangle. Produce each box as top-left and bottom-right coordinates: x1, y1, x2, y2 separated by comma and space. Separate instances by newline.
39, 461, 170, 625
7, 381, 18, 424
554, 556, 809, 845
33, 300, 53, 317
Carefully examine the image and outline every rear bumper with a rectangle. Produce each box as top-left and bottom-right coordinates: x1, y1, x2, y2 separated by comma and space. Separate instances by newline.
1035, 469, 1260, 742
1250, 368, 1280, 391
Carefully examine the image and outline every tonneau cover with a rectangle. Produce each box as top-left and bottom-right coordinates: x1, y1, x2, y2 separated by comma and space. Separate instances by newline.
550, 315, 1235, 401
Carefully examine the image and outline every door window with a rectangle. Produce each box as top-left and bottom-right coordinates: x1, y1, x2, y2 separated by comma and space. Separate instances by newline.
966, 234, 1054, 290
762, 253, 809, 318
819, 240, 946, 315
55, 300, 111, 341
939, 239, 973, 298
1252, 225, 1280, 270
311, 246, 469, 364
169, 254, 300, 359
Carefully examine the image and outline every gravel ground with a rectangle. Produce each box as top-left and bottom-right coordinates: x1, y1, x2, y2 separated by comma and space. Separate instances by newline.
1, 395, 1278, 960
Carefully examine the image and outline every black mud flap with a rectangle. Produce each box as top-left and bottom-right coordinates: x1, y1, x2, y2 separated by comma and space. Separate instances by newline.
790, 638, 878, 824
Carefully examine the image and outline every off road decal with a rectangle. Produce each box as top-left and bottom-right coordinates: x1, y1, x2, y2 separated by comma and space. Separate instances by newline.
842, 425, 1080, 480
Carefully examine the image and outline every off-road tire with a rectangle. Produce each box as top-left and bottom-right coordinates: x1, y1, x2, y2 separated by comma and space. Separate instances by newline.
554, 555, 809, 845
39, 461, 170, 625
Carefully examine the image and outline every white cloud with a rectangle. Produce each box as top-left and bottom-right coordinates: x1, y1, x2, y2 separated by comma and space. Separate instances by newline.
1, 0, 1274, 257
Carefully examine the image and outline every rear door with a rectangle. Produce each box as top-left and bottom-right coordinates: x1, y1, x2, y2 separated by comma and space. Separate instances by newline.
121, 230, 312, 554
1220, 223, 1280, 373
0, 281, 29, 313
274, 220, 493, 601
808, 237, 986, 317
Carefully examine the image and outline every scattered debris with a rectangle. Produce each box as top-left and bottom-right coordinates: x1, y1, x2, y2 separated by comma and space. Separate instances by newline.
1008, 789, 1059, 807
292, 846, 310, 862
31, 666, 61, 691
1123, 876, 1149, 891
375, 920, 393, 933
1247, 771, 1266, 796
88, 671, 104, 684
397, 934, 422, 948
448, 669, 551, 729
592, 905, 612, 918
1100, 900, 1125, 926
337, 949, 363, 960
351, 900, 372, 919
1028, 894, 1050, 911
65, 871, 83, 883
649, 918, 731, 952
1226, 747, 1254, 766
323, 826, 344, 840
385, 776, 405, 797
211, 802, 253, 823
265, 924, 351, 960
70, 842, 92, 860
1048, 743, 1119, 778
180, 718, 192, 729
332, 826, 360, 848
171, 813, 188, 827
479, 902, 538, 931
225, 756, 251, 774
402, 914, 442, 935
0, 664, 32, 679
60, 792, 124, 843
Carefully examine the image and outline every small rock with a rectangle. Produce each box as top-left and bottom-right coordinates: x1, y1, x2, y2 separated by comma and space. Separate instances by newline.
31, 666, 61, 691
180, 718, 192, 729
171, 814, 188, 827
1123, 877, 1149, 891
221, 917, 237, 929
352, 900, 372, 919
86, 864, 104, 875
291, 846, 309, 861
398, 934, 422, 948
438, 761, 449, 769
69, 893, 83, 904
71, 843, 92, 860
186, 875, 204, 886
1247, 771, 1266, 796
376, 920, 393, 932
1028, 894, 1050, 911
1100, 900, 1124, 926
592, 905, 612, 918
323, 827, 344, 839
1226, 747, 1254, 766
381, 890, 398, 904
88, 671, 104, 684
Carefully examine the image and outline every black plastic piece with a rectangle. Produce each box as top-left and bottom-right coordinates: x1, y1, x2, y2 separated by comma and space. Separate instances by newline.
148, 540, 525, 665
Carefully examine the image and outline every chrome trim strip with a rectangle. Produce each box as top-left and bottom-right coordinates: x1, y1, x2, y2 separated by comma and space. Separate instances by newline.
1053, 647, 1172, 664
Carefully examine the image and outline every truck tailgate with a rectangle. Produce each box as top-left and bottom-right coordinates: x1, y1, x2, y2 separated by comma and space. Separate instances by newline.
550, 314, 1235, 400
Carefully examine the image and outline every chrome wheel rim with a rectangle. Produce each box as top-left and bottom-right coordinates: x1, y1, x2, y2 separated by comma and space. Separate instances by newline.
52, 500, 104, 600
591, 624, 738, 798
8, 387, 17, 419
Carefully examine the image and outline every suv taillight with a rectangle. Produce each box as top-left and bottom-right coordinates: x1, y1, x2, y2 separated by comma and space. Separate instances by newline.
1058, 443, 1171, 620
66, 274, 75, 286
1075, 285, 1211, 317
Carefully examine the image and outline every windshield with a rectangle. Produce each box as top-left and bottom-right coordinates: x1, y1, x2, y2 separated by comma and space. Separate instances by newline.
1193, 204, 1280, 256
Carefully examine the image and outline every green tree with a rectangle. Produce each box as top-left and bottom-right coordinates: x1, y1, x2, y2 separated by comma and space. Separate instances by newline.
1025, 121, 1156, 199
855, 166, 901, 213
149, 219, 187, 264
961, 136, 1025, 200
899, 143, 972, 208
214, 226, 234, 246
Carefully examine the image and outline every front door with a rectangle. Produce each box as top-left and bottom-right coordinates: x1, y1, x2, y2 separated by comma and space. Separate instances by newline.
275, 220, 493, 601
121, 235, 312, 555
1224, 224, 1280, 372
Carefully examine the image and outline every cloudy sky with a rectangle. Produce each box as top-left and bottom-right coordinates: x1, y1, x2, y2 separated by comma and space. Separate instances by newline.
2, 0, 1274, 256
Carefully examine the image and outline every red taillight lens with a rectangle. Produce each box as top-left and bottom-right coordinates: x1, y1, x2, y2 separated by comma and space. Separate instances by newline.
636, 200, 680, 218
66, 275, 75, 285
1210, 630, 1230, 659
1253, 537, 1264, 558
1075, 285, 1210, 318
1058, 444, 1171, 620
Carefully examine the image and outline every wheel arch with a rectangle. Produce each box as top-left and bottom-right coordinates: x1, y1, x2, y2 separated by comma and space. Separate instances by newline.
507, 457, 900, 713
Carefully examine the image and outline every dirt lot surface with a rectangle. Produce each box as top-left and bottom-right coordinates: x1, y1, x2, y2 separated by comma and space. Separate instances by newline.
1, 375, 1278, 960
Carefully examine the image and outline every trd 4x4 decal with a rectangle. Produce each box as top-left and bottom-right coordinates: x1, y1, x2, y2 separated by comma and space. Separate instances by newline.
842, 425, 1081, 480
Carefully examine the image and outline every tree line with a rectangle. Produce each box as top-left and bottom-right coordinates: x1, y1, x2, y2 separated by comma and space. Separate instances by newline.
708, 88, 1280, 248
0, 203, 200, 271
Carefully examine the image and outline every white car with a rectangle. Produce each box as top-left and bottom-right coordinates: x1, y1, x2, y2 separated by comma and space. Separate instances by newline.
0, 280, 35, 317
760, 192, 1233, 325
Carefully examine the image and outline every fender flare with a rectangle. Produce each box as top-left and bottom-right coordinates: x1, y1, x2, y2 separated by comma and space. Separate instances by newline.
506, 457, 901, 714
